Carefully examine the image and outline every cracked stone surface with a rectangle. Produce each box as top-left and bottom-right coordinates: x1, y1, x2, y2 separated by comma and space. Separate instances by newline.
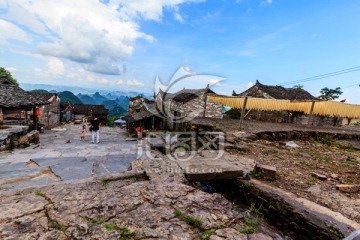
0, 176, 275, 240
0, 125, 138, 191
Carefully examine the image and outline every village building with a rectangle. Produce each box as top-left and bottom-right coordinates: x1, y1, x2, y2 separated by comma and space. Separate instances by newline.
230, 80, 347, 126
72, 104, 109, 124
0, 77, 49, 128
155, 86, 223, 131
28, 92, 60, 129
0, 77, 49, 150
60, 102, 74, 122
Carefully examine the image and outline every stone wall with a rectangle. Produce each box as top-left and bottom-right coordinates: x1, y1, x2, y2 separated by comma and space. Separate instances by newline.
165, 93, 222, 130
38, 96, 60, 129
0, 126, 39, 151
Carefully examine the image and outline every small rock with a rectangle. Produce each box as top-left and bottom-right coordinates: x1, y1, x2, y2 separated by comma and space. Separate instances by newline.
285, 141, 300, 148
254, 164, 277, 180
242, 172, 250, 180
248, 233, 273, 240
299, 152, 311, 158
215, 228, 247, 240
330, 174, 339, 180
295, 172, 302, 175
65, 140, 71, 144
336, 184, 360, 193
311, 172, 327, 180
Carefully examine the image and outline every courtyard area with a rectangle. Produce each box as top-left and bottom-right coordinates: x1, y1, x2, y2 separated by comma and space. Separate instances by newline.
0, 124, 138, 191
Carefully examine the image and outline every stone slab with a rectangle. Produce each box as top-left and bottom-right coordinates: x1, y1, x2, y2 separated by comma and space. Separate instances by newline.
0, 162, 42, 181
0, 176, 57, 190
175, 152, 254, 181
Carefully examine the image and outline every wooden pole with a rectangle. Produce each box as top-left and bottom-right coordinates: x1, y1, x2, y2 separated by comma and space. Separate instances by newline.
308, 101, 315, 125
33, 107, 38, 131
239, 97, 248, 130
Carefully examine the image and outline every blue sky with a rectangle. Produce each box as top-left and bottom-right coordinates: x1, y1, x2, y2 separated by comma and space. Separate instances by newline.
1, 0, 360, 102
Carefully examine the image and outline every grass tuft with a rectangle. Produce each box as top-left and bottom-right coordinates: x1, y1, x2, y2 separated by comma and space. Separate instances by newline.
35, 191, 45, 197
120, 227, 133, 239
174, 209, 203, 228
104, 223, 116, 231
199, 230, 215, 240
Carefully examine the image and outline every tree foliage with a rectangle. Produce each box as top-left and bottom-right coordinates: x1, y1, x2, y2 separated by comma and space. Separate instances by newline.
293, 84, 304, 89
0, 67, 19, 86
318, 87, 343, 100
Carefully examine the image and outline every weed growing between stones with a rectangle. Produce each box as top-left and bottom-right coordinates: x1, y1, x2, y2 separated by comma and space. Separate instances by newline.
238, 203, 264, 234
104, 223, 116, 231
102, 180, 109, 187
89, 219, 133, 239
34, 191, 45, 197
174, 209, 203, 228
49, 220, 65, 231
89, 219, 105, 225
198, 230, 215, 240
120, 227, 134, 239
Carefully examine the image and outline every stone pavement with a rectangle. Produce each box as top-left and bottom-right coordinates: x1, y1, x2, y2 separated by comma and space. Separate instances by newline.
0, 173, 277, 240
0, 124, 138, 191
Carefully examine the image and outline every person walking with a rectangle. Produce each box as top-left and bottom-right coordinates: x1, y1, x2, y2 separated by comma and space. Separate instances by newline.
90, 117, 100, 144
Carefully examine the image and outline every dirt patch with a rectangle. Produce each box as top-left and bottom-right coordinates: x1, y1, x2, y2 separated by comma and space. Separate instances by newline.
232, 138, 360, 222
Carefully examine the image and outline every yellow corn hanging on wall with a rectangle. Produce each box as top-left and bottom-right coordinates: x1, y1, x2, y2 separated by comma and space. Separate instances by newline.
208, 95, 360, 119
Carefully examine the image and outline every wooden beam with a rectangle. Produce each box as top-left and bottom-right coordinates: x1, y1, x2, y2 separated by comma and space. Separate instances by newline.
239, 97, 248, 130
308, 101, 315, 125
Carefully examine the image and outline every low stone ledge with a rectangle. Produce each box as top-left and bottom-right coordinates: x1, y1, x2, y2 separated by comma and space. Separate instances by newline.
336, 184, 360, 193
237, 179, 360, 239
254, 164, 277, 181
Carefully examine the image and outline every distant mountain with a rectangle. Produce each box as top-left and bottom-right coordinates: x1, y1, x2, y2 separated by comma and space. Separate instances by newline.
102, 100, 127, 116
31, 89, 49, 93
20, 83, 152, 98
59, 91, 83, 104
77, 94, 97, 105
92, 92, 109, 105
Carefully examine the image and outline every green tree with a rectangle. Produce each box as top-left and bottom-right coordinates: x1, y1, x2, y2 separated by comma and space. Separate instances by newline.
0, 67, 19, 86
293, 84, 304, 89
318, 87, 343, 100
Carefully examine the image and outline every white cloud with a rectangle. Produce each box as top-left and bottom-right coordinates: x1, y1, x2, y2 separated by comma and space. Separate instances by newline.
0, 19, 30, 44
0, 0, 202, 75
47, 58, 64, 75
246, 81, 254, 88
126, 80, 144, 86
173, 6, 184, 23
5, 67, 16, 72
260, 0, 273, 7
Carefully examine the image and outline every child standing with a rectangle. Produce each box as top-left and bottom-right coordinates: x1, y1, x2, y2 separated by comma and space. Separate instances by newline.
81, 125, 87, 141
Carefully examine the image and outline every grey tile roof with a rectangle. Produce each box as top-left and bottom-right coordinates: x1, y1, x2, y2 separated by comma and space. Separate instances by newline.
123, 102, 157, 123
233, 80, 317, 100
159, 87, 214, 102
0, 84, 50, 108
28, 92, 57, 102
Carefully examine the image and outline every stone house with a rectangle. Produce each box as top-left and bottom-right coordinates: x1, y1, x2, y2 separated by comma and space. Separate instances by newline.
28, 92, 61, 129
230, 80, 343, 126
60, 102, 74, 122
155, 86, 223, 131
122, 101, 164, 134
0, 77, 49, 127
0, 78, 48, 150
